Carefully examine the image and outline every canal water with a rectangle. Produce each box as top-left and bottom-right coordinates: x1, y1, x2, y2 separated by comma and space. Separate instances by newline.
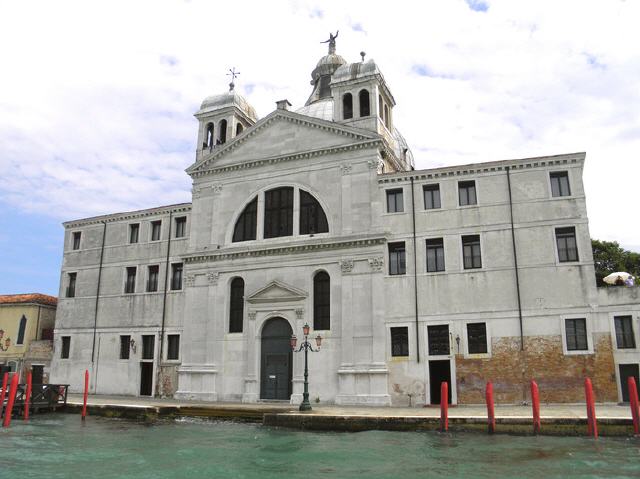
1, 414, 639, 478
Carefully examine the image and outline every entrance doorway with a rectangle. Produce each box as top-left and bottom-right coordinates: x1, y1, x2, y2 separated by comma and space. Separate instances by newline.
140, 363, 154, 396
32, 365, 44, 384
260, 317, 293, 400
619, 363, 640, 403
429, 360, 452, 405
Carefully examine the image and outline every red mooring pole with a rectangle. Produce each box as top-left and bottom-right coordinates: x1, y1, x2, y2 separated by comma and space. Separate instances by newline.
82, 369, 89, 420
485, 382, 495, 434
628, 376, 640, 436
0, 372, 8, 419
440, 381, 449, 432
584, 377, 598, 438
531, 380, 541, 434
2, 374, 19, 428
24, 371, 32, 421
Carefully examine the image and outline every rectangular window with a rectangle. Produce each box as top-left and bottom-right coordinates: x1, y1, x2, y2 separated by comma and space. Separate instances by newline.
615, 316, 636, 349
147, 265, 159, 292
556, 227, 579, 262
167, 334, 180, 360
458, 180, 477, 206
175, 217, 187, 238
565, 318, 588, 351
171, 263, 183, 290
386, 188, 404, 213
388, 242, 406, 275
142, 335, 155, 360
426, 238, 445, 272
550, 171, 571, 197
125, 267, 137, 294
467, 323, 488, 354
151, 220, 162, 241
66, 272, 77, 298
72, 232, 81, 250
428, 325, 450, 356
423, 184, 441, 210
61, 336, 70, 359
390, 327, 409, 357
129, 224, 139, 244
462, 235, 482, 269
120, 335, 131, 360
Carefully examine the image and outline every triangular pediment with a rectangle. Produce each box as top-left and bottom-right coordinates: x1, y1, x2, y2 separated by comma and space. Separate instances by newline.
186, 110, 380, 176
246, 280, 308, 304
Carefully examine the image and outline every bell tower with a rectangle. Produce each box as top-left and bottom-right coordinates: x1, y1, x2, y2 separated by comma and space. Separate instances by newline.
194, 70, 257, 161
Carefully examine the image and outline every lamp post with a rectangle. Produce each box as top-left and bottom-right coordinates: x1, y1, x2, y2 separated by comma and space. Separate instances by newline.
290, 323, 322, 411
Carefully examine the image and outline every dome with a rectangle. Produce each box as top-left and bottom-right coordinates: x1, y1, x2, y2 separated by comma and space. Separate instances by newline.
295, 99, 333, 121
197, 90, 257, 121
310, 53, 347, 82
331, 59, 383, 85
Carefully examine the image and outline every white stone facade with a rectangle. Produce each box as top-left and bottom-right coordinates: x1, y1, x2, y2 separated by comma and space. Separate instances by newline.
50, 43, 640, 405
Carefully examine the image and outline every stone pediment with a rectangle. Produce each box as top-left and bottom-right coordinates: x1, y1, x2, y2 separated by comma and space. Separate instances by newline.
186, 110, 380, 177
246, 280, 308, 304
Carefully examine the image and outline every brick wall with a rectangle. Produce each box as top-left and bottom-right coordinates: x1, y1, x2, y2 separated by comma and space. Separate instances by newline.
456, 334, 617, 404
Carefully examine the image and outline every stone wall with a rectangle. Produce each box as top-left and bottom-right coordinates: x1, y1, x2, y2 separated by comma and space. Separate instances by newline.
456, 334, 617, 404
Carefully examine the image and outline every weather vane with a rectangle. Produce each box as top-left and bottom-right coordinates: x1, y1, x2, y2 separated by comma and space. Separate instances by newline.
227, 67, 240, 91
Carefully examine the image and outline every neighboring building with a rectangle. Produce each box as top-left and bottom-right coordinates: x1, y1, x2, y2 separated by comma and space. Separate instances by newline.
0, 293, 57, 383
50, 37, 640, 405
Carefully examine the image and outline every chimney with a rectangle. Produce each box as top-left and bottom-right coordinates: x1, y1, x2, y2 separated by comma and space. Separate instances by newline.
276, 99, 292, 111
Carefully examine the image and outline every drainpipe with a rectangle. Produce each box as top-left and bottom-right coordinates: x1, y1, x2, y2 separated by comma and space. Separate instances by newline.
156, 212, 173, 397
91, 221, 107, 363
35, 306, 41, 340
410, 177, 420, 363
506, 167, 524, 351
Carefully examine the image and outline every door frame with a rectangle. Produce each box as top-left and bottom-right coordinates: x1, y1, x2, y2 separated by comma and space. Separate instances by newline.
424, 321, 457, 405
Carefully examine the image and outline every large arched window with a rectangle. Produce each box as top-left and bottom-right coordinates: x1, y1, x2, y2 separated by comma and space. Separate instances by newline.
218, 119, 228, 144
233, 197, 257, 242
343, 93, 353, 120
16, 315, 27, 345
264, 187, 293, 239
313, 272, 330, 330
205, 123, 214, 148
359, 89, 370, 117
229, 278, 244, 333
236, 123, 243, 135
300, 190, 328, 235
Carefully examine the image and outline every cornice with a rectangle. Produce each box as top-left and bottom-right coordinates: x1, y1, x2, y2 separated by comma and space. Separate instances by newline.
187, 110, 380, 177
378, 153, 586, 185
64, 203, 192, 229
184, 235, 387, 264
190, 139, 384, 179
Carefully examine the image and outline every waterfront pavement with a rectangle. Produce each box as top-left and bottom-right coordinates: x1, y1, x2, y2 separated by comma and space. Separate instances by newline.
66, 393, 633, 419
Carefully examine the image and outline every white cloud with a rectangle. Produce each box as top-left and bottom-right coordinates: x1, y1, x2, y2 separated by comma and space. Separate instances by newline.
0, 0, 638, 249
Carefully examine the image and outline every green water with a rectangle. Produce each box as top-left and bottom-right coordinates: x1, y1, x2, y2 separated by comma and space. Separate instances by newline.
1, 414, 639, 479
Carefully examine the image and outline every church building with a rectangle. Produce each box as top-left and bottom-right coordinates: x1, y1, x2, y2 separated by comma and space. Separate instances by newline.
50, 36, 640, 406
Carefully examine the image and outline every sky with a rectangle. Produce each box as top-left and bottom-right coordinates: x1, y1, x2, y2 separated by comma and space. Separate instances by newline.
0, 0, 639, 295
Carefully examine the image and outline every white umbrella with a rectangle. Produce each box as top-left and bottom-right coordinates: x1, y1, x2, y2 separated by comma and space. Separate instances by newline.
603, 272, 633, 285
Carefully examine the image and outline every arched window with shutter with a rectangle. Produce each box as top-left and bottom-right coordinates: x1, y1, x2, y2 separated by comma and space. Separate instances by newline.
218, 119, 228, 144
343, 93, 353, 120
233, 197, 257, 242
16, 315, 27, 345
359, 89, 370, 117
229, 278, 245, 333
313, 272, 330, 330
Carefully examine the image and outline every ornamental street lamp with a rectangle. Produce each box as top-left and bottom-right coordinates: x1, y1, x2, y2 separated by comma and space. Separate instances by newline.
290, 323, 322, 411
